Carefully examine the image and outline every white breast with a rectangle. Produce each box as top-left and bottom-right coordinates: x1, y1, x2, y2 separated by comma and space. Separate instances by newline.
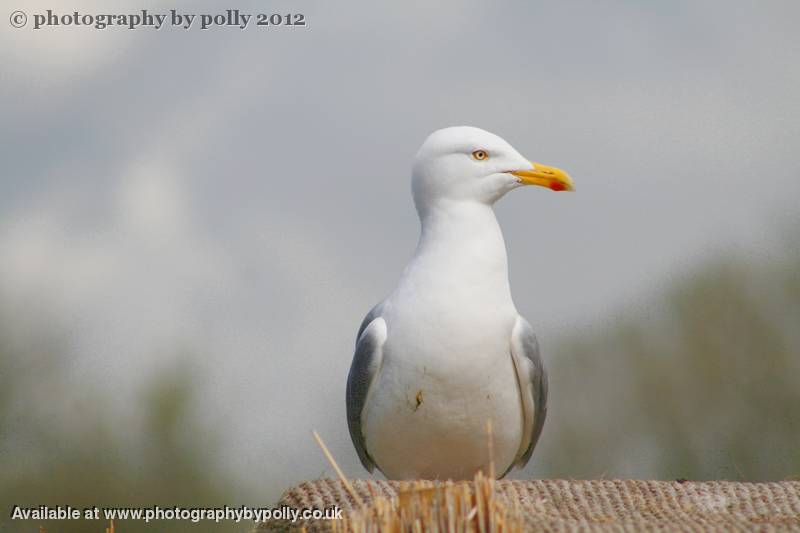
362, 201, 524, 479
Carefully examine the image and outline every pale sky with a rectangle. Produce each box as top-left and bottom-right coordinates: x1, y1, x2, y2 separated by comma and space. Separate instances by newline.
2, 0, 799, 501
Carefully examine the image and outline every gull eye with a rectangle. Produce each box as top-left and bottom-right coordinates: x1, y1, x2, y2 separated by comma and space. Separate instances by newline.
471, 149, 488, 161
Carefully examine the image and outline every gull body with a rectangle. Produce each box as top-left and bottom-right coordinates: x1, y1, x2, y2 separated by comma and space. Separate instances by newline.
346, 126, 573, 480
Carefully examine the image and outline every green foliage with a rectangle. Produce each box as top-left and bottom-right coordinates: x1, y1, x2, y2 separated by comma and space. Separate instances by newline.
0, 325, 242, 533
541, 234, 800, 481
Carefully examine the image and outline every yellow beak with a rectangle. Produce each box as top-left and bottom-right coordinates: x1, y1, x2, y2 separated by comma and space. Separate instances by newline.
512, 162, 574, 192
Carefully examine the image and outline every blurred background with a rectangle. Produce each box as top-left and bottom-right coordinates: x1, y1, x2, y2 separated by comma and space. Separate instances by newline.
2, 0, 799, 531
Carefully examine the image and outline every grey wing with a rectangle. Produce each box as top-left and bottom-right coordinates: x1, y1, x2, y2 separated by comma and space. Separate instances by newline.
355, 303, 382, 345
509, 315, 549, 469
346, 305, 386, 472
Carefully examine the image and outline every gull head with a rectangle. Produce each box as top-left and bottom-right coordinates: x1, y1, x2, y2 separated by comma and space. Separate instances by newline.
411, 126, 573, 214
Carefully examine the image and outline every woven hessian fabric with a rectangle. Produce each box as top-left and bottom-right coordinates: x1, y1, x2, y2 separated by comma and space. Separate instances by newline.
258, 478, 800, 532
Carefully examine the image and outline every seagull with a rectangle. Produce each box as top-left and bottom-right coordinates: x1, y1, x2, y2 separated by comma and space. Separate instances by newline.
346, 126, 573, 480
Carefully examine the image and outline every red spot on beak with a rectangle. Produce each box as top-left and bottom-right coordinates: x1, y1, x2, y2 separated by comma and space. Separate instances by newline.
550, 182, 566, 191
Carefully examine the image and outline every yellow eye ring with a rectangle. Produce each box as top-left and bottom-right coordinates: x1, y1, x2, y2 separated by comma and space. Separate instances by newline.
471, 149, 488, 161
